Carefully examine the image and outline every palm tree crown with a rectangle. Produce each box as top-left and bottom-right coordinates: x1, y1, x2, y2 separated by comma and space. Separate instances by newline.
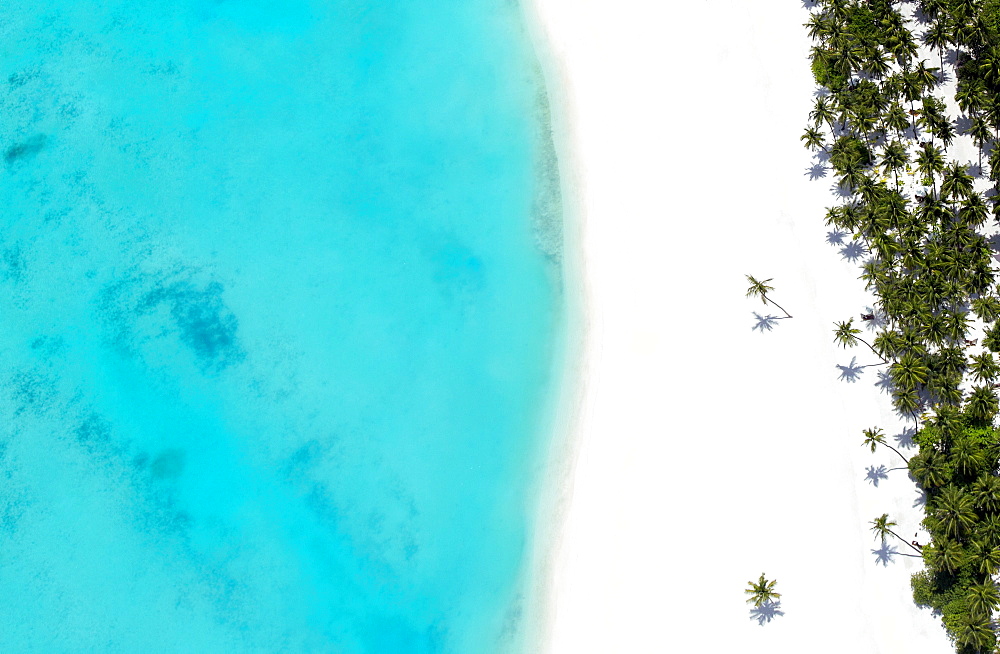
744, 573, 781, 607
745, 275, 792, 319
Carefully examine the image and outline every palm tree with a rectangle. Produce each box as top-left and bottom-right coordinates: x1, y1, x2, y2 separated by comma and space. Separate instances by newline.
744, 573, 781, 607
980, 48, 1000, 90
932, 373, 965, 407
925, 536, 964, 573
910, 450, 949, 489
745, 275, 792, 318
968, 538, 1000, 575
951, 441, 985, 478
941, 161, 975, 204
985, 322, 1000, 353
870, 513, 923, 553
957, 79, 986, 117
980, 513, 1000, 546
960, 195, 990, 228
833, 318, 886, 362
914, 60, 940, 91
884, 102, 912, 140
972, 476, 1000, 514
802, 127, 826, 152
969, 116, 992, 169
937, 346, 967, 378
924, 19, 951, 70
931, 405, 965, 439
916, 141, 946, 189
930, 486, 978, 539
862, 427, 909, 464
805, 13, 832, 42
811, 95, 837, 135
955, 611, 995, 651
881, 141, 908, 186
970, 352, 1000, 383
920, 0, 948, 20
891, 352, 929, 391
966, 386, 999, 425
893, 387, 922, 416
967, 581, 1000, 618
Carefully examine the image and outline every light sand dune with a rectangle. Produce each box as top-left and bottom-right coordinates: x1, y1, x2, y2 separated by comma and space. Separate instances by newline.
528, 1, 956, 651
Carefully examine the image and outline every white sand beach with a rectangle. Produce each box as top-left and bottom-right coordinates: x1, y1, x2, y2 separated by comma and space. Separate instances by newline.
529, 1, 959, 651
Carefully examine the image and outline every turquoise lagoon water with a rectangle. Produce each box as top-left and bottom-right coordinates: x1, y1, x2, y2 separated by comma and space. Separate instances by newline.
0, 1, 564, 651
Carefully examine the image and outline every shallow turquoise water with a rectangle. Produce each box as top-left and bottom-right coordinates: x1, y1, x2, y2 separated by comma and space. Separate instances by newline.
0, 1, 562, 652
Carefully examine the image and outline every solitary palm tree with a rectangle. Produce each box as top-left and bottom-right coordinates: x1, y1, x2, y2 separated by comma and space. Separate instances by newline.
870, 513, 922, 554
745, 275, 792, 318
744, 573, 781, 607
862, 427, 909, 464
834, 318, 887, 362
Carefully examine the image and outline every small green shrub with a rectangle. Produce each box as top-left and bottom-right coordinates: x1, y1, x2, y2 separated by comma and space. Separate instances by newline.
912, 571, 936, 607
812, 55, 848, 90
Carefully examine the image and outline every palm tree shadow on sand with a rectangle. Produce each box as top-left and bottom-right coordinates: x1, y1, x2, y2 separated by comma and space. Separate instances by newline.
752, 312, 787, 332
872, 542, 922, 567
840, 241, 868, 262
866, 464, 889, 486
867, 464, 908, 487
807, 162, 829, 180
749, 600, 785, 625
831, 181, 855, 198
826, 229, 847, 246
955, 115, 973, 135
875, 368, 894, 394
894, 426, 916, 450
837, 356, 866, 382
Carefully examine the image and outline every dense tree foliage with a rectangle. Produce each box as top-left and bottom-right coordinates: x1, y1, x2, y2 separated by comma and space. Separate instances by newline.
806, 0, 1000, 650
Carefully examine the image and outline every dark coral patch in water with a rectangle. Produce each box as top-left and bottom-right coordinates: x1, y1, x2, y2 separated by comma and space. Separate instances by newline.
4, 134, 46, 164
140, 280, 244, 372
9, 370, 56, 417
150, 448, 186, 480
75, 414, 112, 451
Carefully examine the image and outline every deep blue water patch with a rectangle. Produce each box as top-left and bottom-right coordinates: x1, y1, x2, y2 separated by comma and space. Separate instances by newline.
0, 1, 562, 652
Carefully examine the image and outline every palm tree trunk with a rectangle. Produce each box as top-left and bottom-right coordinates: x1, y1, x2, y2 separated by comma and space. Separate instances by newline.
857, 336, 887, 363
884, 443, 910, 465
765, 297, 792, 319
888, 528, 924, 555
886, 529, 924, 555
